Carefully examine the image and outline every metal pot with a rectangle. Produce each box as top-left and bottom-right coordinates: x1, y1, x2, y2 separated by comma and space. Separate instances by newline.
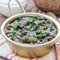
1, 13, 60, 58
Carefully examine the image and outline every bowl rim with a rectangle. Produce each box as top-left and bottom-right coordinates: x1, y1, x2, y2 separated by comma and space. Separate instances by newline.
1, 13, 60, 47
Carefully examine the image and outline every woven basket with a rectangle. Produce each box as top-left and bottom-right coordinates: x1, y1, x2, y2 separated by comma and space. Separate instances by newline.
34, 0, 60, 15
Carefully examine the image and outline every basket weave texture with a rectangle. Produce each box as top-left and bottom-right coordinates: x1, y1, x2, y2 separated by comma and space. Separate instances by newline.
34, 0, 60, 15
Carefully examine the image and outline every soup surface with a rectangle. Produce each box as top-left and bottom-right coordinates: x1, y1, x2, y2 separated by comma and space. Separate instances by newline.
5, 15, 57, 44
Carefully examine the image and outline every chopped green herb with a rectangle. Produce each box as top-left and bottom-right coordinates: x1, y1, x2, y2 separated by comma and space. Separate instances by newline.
11, 29, 16, 35
33, 33, 42, 39
34, 15, 39, 19
17, 16, 23, 20
36, 34, 47, 39
13, 24, 19, 29
33, 33, 47, 39
42, 33, 47, 38
24, 36, 29, 42
25, 24, 33, 29
27, 19, 36, 25
25, 25, 31, 29
50, 26, 53, 31
33, 33, 37, 37
37, 28, 45, 33
37, 34, 43, 39
30, 19, 37, 24
25, 19, 37, 29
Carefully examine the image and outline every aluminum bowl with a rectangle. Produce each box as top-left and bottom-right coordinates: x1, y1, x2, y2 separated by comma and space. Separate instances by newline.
1, 13, 60, 58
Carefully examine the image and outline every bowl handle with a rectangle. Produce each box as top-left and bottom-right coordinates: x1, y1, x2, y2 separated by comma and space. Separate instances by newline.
8, 0, 26, 16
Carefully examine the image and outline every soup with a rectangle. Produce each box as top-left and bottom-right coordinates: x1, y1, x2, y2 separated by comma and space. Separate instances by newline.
5, 15, 57, 44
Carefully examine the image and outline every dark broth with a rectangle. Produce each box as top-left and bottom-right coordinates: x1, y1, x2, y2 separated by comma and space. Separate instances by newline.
5, 15, 57, 44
